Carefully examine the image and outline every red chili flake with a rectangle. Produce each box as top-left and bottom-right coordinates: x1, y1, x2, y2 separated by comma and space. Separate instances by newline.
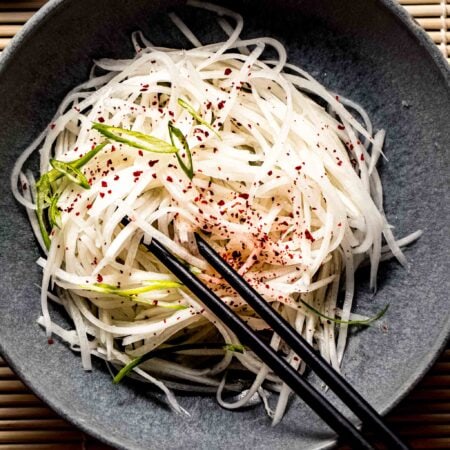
218, 100, 225, 109
335, 95, 340, 101
133, 170, 143, 177
360, 154, 365, 161
114, 175, 119, 181
337, 124, 345, 130
148, 160, 159, 167
138, 150, 144, 156
99, 192, 105, 198
101, 181, 108, 187
337, 160, 343, 166
238, 193, 249, 200
166, 176, 173, 182
50, 123, 56, 129
107, 190, 112, 194
217, 200, 225, 206
305, 229, 315, 242
106, 159, 113, 167
152, 173, 157, 179
169, 110, 174, 117
224, 68, 232, 75
158, 108, 163, 114
98, 117, 105, 123
86, 203, 93, 210
267, 170, 273, 176
152, 101, 158, 106
97, 274, 103, 283
47, 338, 54, 345
206, 101, 212, 110
337, 222, 342, 227
295, 165, 302, 170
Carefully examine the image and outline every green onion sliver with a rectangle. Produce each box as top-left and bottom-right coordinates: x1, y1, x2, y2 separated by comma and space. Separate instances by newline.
113, 343, 245, 384
300, 299, 389, 326
50, 159, 90, 189
168, 121, 194, 179
48, 191, 61, 229
79, 280, 182, 297
177, 98, 221, 139
92, 122, 178, 154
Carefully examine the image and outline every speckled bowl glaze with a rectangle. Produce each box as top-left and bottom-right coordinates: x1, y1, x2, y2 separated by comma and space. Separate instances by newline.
0, 1, 449, 449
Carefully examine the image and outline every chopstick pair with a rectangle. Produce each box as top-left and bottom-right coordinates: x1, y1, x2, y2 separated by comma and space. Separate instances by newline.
124, 218, 409, 450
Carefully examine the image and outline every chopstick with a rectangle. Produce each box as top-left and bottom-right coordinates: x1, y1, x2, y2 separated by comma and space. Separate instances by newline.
194, 234, 409, 450
145, 235, 373, 449
123, 216, 408, 448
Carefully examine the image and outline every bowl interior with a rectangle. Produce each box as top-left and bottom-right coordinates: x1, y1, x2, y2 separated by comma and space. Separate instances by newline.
0, 1, 449, 449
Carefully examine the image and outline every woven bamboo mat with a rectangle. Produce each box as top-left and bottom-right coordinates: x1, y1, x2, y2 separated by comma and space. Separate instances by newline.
0, 1, 448, 449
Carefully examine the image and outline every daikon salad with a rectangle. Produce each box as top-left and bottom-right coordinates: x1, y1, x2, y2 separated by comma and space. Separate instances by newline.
11, 0, 421, 422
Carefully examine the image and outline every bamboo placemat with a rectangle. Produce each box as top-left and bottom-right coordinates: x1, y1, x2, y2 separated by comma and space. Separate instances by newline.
0, 1, 448, 449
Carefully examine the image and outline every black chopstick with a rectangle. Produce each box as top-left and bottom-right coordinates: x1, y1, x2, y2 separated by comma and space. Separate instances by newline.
194, 233, 409, 450
136, 234, 373, 449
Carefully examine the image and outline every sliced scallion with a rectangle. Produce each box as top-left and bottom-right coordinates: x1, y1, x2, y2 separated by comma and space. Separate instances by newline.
113, 343, 244, 384
177, 98, 221, 139
92, 123, 177, 154
168, 121, 194, 180
300, 299, 389, 326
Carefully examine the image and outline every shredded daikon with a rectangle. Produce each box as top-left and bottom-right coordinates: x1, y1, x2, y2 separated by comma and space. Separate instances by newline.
12, 1, 420, 421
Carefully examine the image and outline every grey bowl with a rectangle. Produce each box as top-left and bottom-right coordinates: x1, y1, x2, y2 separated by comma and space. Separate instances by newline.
0, 1, 449, 449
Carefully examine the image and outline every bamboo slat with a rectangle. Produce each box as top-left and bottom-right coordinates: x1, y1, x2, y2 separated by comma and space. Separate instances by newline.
0, 37, 11, 49
0, 446, 86, 450
0, 367, 15, 379
0, 1, 46, 9
432, 362, 450, 373
428, 31, 450, 42
0, 408, 57, 420
0, 381, 27, 393
0, 419, 72, 430
0, 430, 81, 443
389, 413, 450, 423
417, 18, 450, 30
408, 438, 450, 449
400, 0, 445, 4
405, 5, 450, 16
422, 375, 450, 386
0, 395, 43, 407
0, 25, 21, 36
0, 12, 33, 23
